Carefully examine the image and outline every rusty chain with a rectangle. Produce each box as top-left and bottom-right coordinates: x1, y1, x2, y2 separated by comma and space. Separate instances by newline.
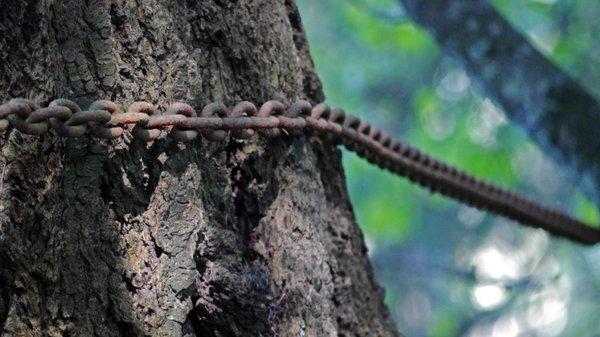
0, 98, 598, 245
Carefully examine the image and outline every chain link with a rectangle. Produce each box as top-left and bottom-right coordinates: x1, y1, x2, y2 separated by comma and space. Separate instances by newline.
0, 98, 598, 244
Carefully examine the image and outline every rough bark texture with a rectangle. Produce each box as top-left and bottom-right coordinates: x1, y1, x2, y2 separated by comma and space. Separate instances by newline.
0, 1, 399, 336
400, 0, 600, 206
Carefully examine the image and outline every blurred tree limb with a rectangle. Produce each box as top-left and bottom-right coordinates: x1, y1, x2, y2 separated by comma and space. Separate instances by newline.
400, 0, 600, 207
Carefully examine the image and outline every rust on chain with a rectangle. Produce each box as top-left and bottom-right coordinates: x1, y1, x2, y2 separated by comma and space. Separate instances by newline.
229, 101, 257, 139
200, 102, 229, 141
0, 98, 598, 245
86, 100, 122, 139
48, 99, 87, 138
258, 100, 286, 138
129, 102, 161, 141
168, 102, 198, 142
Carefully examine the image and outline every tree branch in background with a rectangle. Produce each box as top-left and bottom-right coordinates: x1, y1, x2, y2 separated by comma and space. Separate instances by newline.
400, 0, 600, 206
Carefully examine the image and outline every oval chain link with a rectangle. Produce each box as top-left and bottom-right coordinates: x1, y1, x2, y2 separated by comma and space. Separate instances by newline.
0, 98, 598, 245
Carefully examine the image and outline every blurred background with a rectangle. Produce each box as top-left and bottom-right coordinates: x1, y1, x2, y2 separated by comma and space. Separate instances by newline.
296, 0, 600, 336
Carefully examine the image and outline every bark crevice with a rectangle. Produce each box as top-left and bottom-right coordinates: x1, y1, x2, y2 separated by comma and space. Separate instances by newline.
0, 1, 399, 336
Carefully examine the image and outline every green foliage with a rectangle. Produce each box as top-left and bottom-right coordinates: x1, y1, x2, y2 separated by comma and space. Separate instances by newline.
344, 152, 418, 242
492, 0, 600, 98
345, 5, 433, 53
429, 311, 461, 337
298, 0, 600, 335
300, 0, 599, 240
574, 193, 600, 226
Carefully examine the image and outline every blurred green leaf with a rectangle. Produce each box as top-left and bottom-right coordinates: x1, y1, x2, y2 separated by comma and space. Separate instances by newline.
429, 311, 461, 337
573, 193, 600, 227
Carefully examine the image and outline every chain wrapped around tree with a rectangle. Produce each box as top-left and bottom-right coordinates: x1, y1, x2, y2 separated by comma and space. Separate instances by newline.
1, 97, 598, 245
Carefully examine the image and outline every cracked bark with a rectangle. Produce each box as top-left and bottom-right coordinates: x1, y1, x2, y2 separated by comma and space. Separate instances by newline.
0, 1, 399, 336
400, 0, 600, 206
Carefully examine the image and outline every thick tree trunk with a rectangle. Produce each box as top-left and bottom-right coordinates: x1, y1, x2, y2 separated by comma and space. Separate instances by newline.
0, 1, 399, 336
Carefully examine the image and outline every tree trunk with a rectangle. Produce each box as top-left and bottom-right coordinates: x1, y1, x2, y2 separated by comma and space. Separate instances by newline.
0, 1, 399, 336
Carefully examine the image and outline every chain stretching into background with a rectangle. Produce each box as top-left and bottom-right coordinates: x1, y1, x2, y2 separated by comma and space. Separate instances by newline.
0, 98, 598, 244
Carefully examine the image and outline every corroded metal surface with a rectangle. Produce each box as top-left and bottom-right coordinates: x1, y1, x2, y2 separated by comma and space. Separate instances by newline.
1, 98, 598, 244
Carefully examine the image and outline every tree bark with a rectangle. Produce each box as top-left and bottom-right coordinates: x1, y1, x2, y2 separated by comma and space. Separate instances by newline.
0, 1, 399, 336
400, 0, 600, 206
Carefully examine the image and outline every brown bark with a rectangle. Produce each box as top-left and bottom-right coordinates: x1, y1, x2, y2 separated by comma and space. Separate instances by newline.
0, 1, 399, 336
